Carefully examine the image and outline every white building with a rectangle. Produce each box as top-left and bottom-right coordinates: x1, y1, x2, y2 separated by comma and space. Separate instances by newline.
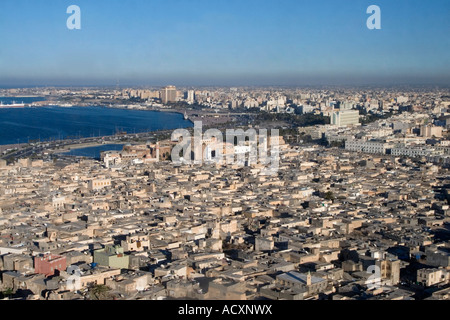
331, 110, 360, 127
345, 140, 390, 154
417, 268, 449, 287
390, 147, 442, 157
102, 151, 122, 168
187, 90, 195, 104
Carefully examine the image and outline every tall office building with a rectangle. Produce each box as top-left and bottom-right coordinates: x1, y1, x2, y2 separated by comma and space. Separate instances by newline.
187, 90, 195, 104
331, 110, 360, 127
161, 85, 177, 104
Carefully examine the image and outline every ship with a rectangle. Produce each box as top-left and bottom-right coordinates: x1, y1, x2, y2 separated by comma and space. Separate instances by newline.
0, 101, 26, 108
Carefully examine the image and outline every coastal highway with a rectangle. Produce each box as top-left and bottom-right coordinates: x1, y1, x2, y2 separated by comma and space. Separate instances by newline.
0, 130, 169, 162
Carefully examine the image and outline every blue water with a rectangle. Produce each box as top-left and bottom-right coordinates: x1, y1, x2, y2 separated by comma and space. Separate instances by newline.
62, 144, 125, 160
0, 104, 192, 145
0, 96, 46, 105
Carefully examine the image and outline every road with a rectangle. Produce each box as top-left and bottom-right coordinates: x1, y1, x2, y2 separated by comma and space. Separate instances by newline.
1, 130, 170, 162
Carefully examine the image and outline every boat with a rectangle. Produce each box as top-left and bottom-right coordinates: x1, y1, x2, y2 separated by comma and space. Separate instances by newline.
0, 101, 25, 108
184, 111, 189, 120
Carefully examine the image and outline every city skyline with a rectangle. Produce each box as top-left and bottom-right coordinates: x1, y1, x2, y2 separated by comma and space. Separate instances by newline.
0, 0, 449, 87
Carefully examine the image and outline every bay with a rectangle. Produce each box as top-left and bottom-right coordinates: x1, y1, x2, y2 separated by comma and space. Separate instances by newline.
0, 104, 192, 145
0, 96, 46, 105
61, 144, 125, 160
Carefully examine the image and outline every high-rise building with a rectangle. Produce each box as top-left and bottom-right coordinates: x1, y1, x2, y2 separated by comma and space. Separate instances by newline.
187, 90, 195, 104
161, 85, 177, 104
331, 110, 360, 127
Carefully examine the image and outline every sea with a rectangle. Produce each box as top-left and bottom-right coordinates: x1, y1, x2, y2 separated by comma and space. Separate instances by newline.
61, 144, 126, 160
0, 97, 192, 145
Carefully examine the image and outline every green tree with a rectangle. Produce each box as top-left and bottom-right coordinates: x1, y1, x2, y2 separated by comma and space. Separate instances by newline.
2, 288, 14, 299
324, 191, 335, 201
330, 140, 345, 148
88, 284, 111, 300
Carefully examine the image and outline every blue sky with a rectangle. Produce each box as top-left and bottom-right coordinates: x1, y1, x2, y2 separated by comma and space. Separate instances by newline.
0, 0, 449, 86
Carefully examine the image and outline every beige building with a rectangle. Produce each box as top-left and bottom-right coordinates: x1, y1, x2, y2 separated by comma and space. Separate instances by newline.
276, 271, 328, 295
417, 268, 449, 287
161, 85, 177, 104
88, 178, 111, 191
420, 125, 443, 138
207, 280, 248, 300
121, 233, 150, 252
377, 259, 401, 285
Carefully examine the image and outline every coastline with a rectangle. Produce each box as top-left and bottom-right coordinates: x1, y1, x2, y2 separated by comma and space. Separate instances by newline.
0, 105, 195, 160
0, 102, 239, 161
1, 96, 237, 128
31, 102, 195, 125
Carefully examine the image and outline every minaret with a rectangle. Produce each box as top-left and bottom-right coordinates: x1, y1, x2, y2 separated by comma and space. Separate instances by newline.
306, 271, 312, 286
156, 141, 160, 161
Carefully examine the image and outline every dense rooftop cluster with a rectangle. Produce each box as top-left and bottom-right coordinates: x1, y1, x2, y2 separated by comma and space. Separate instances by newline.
0, 139, 449, 300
